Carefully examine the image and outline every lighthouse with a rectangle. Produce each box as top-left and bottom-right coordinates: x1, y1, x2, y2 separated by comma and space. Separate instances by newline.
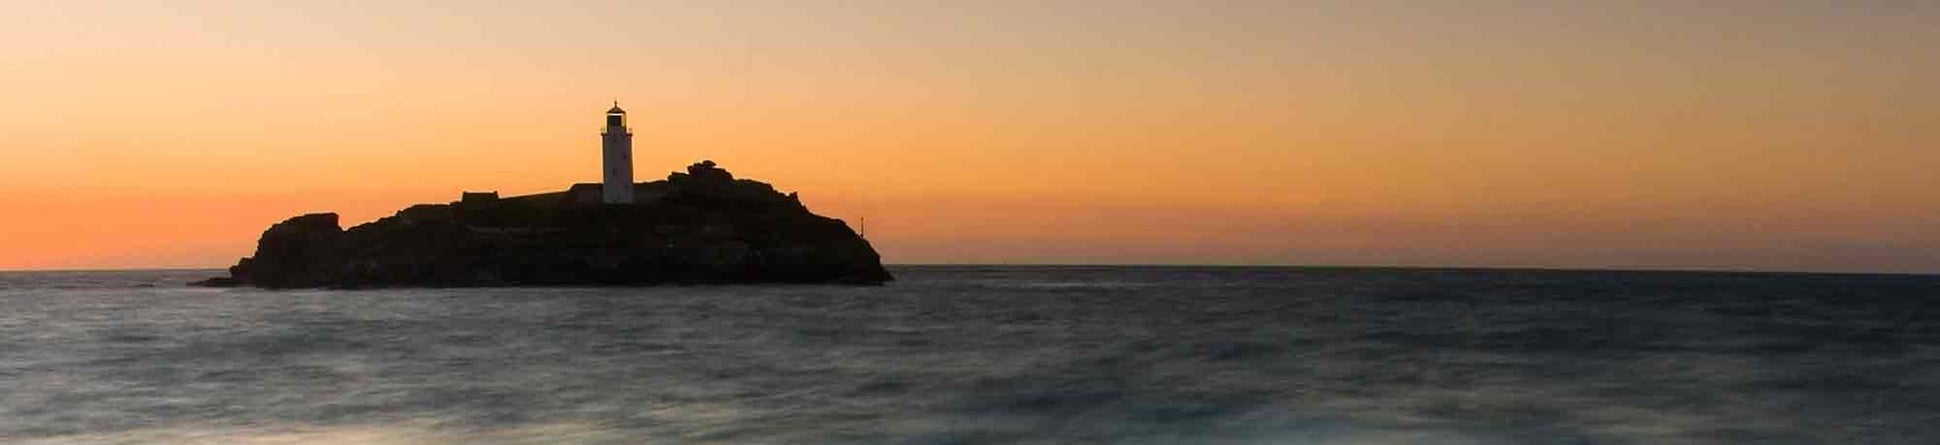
602, 102, 635, 204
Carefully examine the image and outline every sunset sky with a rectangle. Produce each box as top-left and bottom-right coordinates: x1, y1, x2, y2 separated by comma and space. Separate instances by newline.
2, 1, 1936, 273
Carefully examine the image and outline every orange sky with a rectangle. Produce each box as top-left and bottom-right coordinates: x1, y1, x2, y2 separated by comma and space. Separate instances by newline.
2, 2, 1937, 273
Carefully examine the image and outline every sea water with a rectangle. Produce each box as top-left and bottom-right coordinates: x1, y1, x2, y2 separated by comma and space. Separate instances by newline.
1, 266, 1934, 444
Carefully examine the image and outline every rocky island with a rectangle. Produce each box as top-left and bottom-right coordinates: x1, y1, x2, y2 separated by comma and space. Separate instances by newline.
195, 161, 891, 288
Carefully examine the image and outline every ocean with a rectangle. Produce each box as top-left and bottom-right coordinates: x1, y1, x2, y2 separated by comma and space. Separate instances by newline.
1, 266, 1934, 444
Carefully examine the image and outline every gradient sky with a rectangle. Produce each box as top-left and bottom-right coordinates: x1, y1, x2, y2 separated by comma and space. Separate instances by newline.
2, 1, 1936, 272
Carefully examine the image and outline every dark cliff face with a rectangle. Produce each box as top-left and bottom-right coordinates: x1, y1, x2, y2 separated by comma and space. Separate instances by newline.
224, 213, 345, 288
200, 162, 892, 288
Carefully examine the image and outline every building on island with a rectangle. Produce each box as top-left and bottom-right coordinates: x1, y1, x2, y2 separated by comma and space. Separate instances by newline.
460, 191, 499, 208
602, 102, 635, 204
447, 103, 638, 208
568, 183, 603, 205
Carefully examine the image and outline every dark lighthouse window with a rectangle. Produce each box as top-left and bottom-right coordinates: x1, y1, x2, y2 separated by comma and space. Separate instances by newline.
607, 113, 624, 127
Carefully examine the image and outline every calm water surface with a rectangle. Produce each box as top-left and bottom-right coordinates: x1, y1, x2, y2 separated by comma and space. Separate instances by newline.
1, 266, 1936, 444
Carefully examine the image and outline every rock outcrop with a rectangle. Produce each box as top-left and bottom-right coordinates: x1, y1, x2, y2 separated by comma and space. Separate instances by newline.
196, 161, 891, 288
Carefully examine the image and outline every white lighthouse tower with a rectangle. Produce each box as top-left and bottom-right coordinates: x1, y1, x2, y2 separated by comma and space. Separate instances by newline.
601, 102, 635, 204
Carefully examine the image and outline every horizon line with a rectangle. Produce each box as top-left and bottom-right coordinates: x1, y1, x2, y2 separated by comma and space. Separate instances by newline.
3, 263, 1933, 278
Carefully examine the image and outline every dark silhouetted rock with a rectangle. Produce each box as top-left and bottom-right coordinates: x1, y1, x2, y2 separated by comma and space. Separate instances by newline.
197, 162, 891, 288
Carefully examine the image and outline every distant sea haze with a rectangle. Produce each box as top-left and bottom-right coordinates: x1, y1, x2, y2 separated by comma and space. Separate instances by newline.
3, 266, 1935, 444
